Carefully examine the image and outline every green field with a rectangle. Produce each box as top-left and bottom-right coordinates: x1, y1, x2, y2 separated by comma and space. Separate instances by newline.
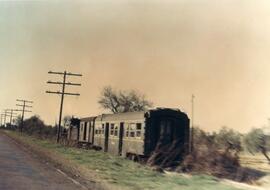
3, 130, 244, 190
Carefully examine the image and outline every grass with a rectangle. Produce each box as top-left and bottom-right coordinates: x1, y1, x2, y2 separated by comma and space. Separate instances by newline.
3, 130, 242, 190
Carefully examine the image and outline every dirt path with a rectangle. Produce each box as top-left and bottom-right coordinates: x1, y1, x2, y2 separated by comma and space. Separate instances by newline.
0, 133, 89, 190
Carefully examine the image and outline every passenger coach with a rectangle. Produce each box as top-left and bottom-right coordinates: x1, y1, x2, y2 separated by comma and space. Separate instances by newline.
79, 108, 190, 159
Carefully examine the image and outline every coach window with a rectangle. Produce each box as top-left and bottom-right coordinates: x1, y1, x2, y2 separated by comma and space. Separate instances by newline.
136, 123, 142, 138
80, 123, 84, 131
114, 126, 118, 137
101, 124, 105, 134
110, 124, 115, 136
130, 123, 136, 137
126, 125, 129, 137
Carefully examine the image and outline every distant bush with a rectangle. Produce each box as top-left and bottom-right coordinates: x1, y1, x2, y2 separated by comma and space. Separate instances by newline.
21, 115, 57, 139
191, 127, 242, 155
180, 128, 240, 178
0, 123, 18, 130
244, 128, 270, 163
177, 127, 266, 182
213, 127, 242, 155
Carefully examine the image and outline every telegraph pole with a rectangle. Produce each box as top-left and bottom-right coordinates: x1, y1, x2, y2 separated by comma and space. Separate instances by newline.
46, 70, 82, 143
6, 109, 18, 125
2, 110, 9, 127
9, 109, 13, 124
1, 110, 13, 127
190, 94, 195, 153
16, 99, 33, 133
0, 114, 4, 126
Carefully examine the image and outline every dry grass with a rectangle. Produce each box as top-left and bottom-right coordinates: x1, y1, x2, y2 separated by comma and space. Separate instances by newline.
2, 130, 244, 190
240, 154, 270, 173
239, 154, 270, 189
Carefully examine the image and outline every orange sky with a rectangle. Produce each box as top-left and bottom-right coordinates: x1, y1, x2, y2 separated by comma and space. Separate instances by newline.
1, 0, 270, 132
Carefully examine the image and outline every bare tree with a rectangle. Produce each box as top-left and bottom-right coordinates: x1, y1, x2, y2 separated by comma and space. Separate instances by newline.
63, 115, 72, 128
98, 86, 153, 113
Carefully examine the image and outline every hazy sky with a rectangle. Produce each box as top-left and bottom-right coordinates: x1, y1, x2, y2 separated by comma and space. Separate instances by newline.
1, 0, 270, 133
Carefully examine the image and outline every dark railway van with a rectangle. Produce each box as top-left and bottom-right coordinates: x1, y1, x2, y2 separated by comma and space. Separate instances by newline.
79, 117, 96, 143
79, 108, 189, 159
66, 117, 80, 142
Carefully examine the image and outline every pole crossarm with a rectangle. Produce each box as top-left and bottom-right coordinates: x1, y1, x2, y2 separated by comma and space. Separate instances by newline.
63, 92, 80, 96
47, 81, 81, 86
16, 99, 33, 103
0, 114, 11, 117
48, 71, 65, 75
13, 110, 30, 112
66, 72, 82, 77
65, 82, 81, 86
4, 110, 13, 114
6, 108, 15, 111
15, 110, 32, 113
1, 112, 18, 115
16, 104, 33, 108
48, 71, 82, 77
3, 114, 17, 116
46, 91, 80, 96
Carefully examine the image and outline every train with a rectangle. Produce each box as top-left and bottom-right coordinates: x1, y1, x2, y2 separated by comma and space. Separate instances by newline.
68, 108, 190, 162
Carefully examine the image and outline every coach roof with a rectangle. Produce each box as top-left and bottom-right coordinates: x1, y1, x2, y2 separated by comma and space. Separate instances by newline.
80, 108, 188, 122
80, 116, 96, 122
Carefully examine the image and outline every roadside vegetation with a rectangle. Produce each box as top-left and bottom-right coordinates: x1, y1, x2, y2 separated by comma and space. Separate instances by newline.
182, 127, 266, 182
1, 129, 242, 190
1, 114, 270, 187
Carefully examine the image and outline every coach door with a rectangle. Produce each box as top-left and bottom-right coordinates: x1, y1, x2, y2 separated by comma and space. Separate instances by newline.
83, 122, 87, 141
89, 122, 94, 144
118, 122, 124, 156
104, 123, 109, 152
91, 123, 95, 144
159, 119, 174, 145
